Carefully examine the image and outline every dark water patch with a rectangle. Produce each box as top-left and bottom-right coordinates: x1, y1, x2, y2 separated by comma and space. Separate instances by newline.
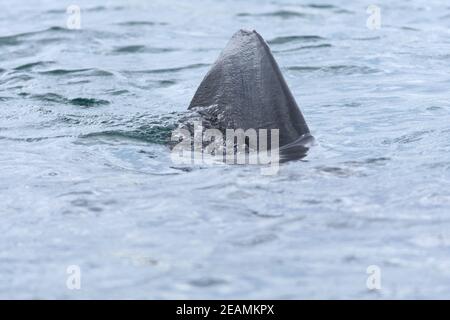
268, 35, 325, 45
14, 61, 55, 71
69, 98, 110, 107
352, 36, 382, 41
145, 63, 209, 74
129, 79, 177, 90
303, 199, 322, 205
157, 80, 177, 87
303, 4, 336, 9
287, 65, 379, 75
0, 135, 70, 143
45, 9, 66, 14
170, 166, 193, 172
67, 197, 106, 215
427, 106, 442, 111
341, 102, 362, 108
39, 68, 88, 75
301, 4, 355, 15
116, 21, 168, 26
400, 26, 420, 31
80, 128, 171, 145
138, 149, 157, 159
0, 26, 68, 47
31, 93, 66, 104
134, 123, 178, 144
57, 113, 114, 126
0, 74, 33, 85
85, 5, 125, 12
237, 10, 309, 18
382, 130, 432, 145
39, 68, 113, 77
105, 89, 130, 96
36, 37, 68, 45
7, 86, 24, 91
124, 63, 209, 75
85, 5, 108, 12
232, 233, 278, 247
112, 45, 177, 54
274, 43, 331, 53
366, 157, 391, 164
315, 166, 362, 177
60, 113, 185, 132
30, 93, 109, 107
26, 26, 67, 36
344, 157, 391, 168
57, 115, 83, 125
189, 278, 227, 287
334, 8, 354, 14
79, 113, 182, 144
0, 35, 20, 46
192, 47, 224, 53
46, 7, 122, 14
383, 24, 421, 32
249, 210, 283, 218
112, 45, 147, 53
65, 80, 91, 85
287, 66, 321, 72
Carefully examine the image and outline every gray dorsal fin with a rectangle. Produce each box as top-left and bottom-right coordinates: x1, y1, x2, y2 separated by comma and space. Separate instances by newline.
188, 29, 310, 147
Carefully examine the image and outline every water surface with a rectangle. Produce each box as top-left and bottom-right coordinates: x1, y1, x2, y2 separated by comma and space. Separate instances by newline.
1, 0, 450, 299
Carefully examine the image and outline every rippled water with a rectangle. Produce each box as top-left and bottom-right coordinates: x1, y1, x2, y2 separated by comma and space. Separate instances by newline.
1, 0, 450, 299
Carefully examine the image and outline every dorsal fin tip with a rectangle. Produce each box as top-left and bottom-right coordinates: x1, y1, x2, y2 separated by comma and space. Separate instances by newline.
188, 29, 311, 148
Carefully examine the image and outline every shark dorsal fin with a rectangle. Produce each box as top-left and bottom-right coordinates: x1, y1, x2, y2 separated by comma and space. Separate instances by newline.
189, 29, 310, 147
